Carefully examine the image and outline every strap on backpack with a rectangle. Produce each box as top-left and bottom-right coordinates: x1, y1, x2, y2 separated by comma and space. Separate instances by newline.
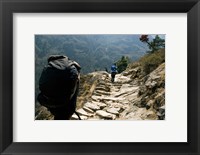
74, 111, 81, 120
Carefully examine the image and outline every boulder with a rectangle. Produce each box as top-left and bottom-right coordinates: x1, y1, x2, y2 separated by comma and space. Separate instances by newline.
158, 105, 165, 114
146, 100, 154, 109
123, 67, 139, 77
145, 110, 158, 120
138, 86, 146, 96
157, 105, 165, 120
145, 80, 157, 88
150, 75, 161, 80
154, 91, 165, 108
124, 112, 143, 120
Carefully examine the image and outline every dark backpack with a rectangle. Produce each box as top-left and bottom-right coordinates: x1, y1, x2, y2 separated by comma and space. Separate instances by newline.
37, 55, 81, 118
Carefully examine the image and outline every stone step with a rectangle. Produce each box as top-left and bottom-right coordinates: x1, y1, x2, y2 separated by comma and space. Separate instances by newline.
92, 101, 107, 109
101, 96, 124, 102
77, 108, 93, 117
71, 114, 88, 120
92, 92, 102, 96
91, 95, 100, 101
114, 89, 138, 98
95, 90, 111, 96
84, 102, 100, 111
106, 108, 120, 115
83, 106, 95, 113
95, 86, 110, 92
96, 110, 116, 120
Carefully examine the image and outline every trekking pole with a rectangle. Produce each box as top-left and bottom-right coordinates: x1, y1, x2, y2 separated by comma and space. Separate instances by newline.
75, 111, 82, 120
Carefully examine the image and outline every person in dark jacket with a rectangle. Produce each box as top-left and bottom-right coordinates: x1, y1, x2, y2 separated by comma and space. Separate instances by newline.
111, 63, 118, 83
37, 55, 81, 120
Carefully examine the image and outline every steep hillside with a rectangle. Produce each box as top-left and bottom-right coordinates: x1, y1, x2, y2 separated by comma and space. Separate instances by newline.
35, 35, 149, 74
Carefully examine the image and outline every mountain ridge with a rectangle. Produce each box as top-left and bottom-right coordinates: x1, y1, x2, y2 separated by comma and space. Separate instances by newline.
35, 35, 150, 74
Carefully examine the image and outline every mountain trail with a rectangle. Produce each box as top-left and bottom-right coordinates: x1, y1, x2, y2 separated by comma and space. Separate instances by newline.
71, 72, 157, 120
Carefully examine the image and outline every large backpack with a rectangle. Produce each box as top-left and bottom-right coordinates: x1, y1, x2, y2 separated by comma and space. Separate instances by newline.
37, 55, 81, 119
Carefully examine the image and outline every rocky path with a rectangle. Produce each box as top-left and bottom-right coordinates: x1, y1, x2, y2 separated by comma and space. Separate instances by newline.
71, 72, 156, 120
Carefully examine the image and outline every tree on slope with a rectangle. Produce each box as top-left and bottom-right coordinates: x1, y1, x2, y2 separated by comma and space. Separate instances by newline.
140, 35, 165, 53
116, 56, 131, 73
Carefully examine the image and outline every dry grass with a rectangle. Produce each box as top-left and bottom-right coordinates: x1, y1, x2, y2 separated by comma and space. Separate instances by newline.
139, 49, 165, 75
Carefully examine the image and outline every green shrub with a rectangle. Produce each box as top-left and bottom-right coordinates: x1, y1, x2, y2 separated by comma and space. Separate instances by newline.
139, 49, 165, 74
116, 56, 131, 73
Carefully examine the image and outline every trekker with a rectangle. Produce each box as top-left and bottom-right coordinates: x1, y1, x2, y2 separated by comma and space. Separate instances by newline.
111, 63, 118, 83
37, 55, 81, 120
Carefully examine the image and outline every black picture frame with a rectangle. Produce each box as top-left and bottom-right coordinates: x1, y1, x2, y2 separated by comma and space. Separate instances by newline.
0, 0, 200, 154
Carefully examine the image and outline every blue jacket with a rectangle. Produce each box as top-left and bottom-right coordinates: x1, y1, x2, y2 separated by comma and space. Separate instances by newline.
111, 65, 117, 73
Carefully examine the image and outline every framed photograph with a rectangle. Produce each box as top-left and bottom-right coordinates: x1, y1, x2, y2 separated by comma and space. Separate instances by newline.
1, 0, 200, 154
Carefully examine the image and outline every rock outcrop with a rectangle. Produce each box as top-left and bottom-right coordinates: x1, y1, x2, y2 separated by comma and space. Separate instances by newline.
136, 63, 165, 119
